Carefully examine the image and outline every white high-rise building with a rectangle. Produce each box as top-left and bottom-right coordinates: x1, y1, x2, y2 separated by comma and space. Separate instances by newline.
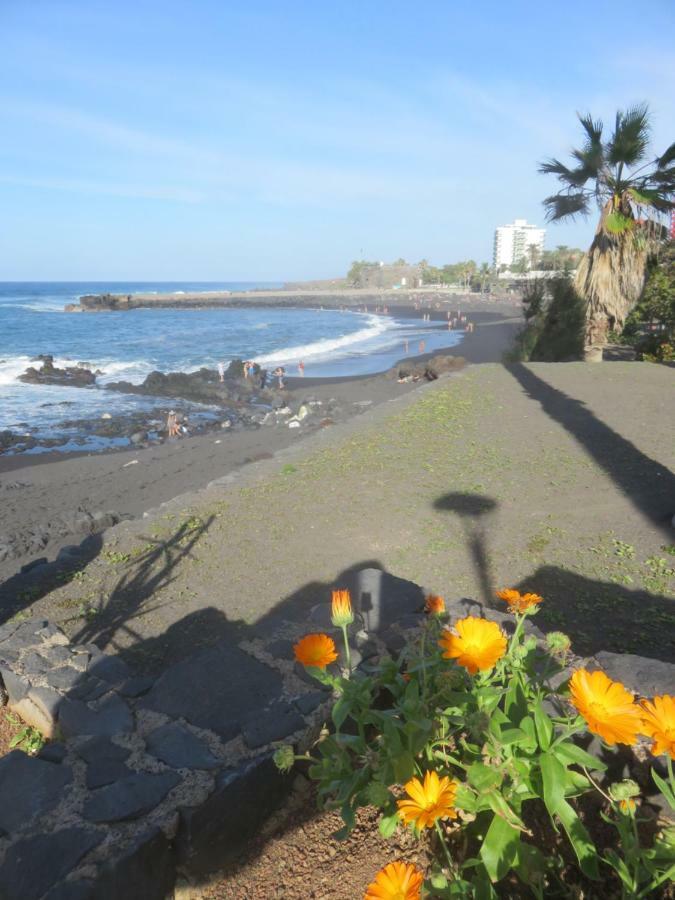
493, 219, 546, 270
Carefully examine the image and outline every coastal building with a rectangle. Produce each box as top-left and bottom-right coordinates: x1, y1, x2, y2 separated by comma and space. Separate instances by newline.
493, 219, 546, 270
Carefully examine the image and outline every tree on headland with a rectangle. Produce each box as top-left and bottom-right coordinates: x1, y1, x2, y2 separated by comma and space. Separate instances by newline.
540, 104, 674, 353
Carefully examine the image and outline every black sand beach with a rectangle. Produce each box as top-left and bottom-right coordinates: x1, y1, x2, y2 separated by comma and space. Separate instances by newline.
0, 304, 520, 591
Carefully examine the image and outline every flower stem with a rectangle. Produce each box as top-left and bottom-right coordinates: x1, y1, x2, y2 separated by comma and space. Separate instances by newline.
341, 624, 352, 673
434, 820, 454, 873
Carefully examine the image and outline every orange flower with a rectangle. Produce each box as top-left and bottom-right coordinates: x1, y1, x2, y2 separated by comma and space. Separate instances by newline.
569, 669, 642, 746
397, 770, 458, 829
424, 594, 445, 615
331, 589, 354, 627
293, 633, 338, 669
496, 588, 543, 613
640, 695, 675, 760
364, 861, 424, 900
439, 616, 507, 675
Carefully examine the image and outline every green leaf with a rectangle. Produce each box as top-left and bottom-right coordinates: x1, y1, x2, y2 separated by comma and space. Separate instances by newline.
555, 741, 607, 771
652, 768, 675, 812
378, 812, 399, 838
540, 752, 566, 815
515, 843, 547, 888
430, 871, 449, 889
533, 701, 553, 750
518, 716, 538, 753
556, 798, 600, 880
499, 727, 526, 746
454, 782, 478, 813
486, 791, 527, 830
468, 762, 502, 792
392, 751, 415, 783
480, 813, 520, 882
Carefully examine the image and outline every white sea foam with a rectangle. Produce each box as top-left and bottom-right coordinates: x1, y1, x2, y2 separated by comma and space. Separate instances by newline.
253, 314, 394, 366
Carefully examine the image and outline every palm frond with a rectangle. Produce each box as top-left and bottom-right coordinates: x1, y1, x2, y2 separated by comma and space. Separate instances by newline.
539, 157, 589, 187
577, 112, 603, 146
571, 148, 602, 181
606, 103, 651, 167
627, 187, 674, 211
542, 192, 590, 222
657, 141, 675, 168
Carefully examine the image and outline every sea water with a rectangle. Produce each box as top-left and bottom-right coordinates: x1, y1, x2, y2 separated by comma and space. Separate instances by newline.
0, 282, 463, 452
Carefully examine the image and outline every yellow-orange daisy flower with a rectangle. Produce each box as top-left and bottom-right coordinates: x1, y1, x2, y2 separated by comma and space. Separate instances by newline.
640, 695, 675, 760
331, 589, 354, 627
364, 861, 424, 900
397, 770, 458, 829
496, 588, 543, 613
569, 669, 642, 746
293, 633, 338, 669
424, 594, 445, 615
438, 616, 507, 675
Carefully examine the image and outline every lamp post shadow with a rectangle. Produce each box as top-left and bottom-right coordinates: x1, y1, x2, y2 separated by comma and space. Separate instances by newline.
433, 492, 499, 606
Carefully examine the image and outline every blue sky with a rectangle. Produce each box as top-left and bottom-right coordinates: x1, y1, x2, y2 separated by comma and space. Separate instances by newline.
1, 0, 674, 280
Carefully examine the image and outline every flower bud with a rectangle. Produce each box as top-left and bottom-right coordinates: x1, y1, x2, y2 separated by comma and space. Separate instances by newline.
273, 745, 295, 773
331, 589, 354, 627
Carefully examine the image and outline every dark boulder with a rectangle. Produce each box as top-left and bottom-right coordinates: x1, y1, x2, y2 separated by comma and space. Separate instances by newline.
19, 358, 96, 387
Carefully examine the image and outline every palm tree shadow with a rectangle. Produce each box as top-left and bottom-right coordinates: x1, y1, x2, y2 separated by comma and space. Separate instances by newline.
506, 363, 675, 535
71, 515, 216, 657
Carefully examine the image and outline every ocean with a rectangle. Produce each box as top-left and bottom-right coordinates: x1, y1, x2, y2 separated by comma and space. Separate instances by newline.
0, 282, 463, 453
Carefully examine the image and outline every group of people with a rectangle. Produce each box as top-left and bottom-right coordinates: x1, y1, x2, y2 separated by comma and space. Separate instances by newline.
165, 410, 190, 438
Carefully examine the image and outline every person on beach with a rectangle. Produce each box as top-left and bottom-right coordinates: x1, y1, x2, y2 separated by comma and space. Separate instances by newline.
217, 361, 225, 383
166, 410, 180, 438
298, 360, 305, 376
243, 361, 251, 379
273, 366, 285, 388
419, 340, 426, 354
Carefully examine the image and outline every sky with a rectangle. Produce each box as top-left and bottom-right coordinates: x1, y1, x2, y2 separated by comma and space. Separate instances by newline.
1, 0, 674, 281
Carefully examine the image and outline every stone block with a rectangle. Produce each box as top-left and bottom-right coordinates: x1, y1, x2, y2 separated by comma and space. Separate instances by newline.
89, 827, 175, 900
0, 667, 30, 704
293, 690, 326, 715
241, 700, 305, 749
40, 645, 75, 665
59, 692, 133, 738
594, 651, 675, 698
82, 771, 180, 823
38, 742, 68, 763
46, 666, 86, 691
118, 675, 155, 697
176, 754, 290, 876
0, 751, 73, 835
76, 735, 131, 765
25, 685, 62, 734
141, 641, 283, 742
86, 759, 133, 790
0, 828, 102, 900
88, 655, 130, 684
147, 722, 221, 770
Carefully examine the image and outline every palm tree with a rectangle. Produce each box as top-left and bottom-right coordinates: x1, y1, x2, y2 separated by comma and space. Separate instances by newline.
478, 262, 491, 293
526, 244, 541, 271
540, 104, 674, 352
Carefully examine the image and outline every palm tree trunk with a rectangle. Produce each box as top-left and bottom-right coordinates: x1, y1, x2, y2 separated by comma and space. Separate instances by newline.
574, 201, 650, 359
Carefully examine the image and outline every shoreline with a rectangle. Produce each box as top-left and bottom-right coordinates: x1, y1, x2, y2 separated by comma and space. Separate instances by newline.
0, 310, 520, 593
